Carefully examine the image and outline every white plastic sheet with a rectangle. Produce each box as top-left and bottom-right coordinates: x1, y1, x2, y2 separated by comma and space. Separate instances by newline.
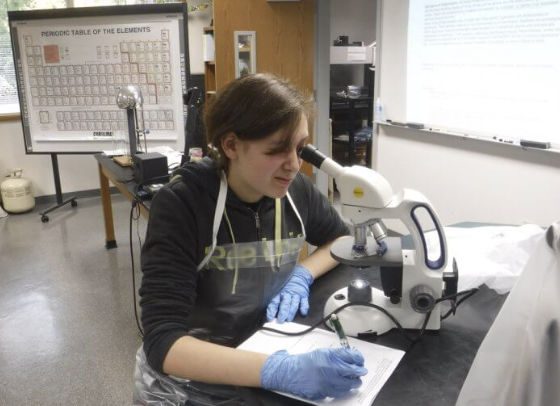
426, 225, 544, 294
455, 222, 560, 406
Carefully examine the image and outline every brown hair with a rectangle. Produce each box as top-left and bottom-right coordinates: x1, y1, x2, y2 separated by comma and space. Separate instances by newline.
203, 73, 315, 171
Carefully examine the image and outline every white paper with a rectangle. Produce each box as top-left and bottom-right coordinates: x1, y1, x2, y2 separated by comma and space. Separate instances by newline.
103, 148, 128, 157
103, 145, 183, 167
147, 145, 183, 167
238, 321, 404, 406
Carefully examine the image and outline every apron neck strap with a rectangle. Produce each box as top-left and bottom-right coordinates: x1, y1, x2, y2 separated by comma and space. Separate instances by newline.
286, 191, 306, 238
197, 170, 228, 271
198, 173, 306, 271
275, 199, 282, 242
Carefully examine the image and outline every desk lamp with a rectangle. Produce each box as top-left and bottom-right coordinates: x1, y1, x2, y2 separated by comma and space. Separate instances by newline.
116, 85, 147, 165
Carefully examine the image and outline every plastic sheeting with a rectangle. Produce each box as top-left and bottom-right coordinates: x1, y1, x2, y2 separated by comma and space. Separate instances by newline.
455, 222, 560, 406
426, 224, 544, 294
132, 347, 245, 406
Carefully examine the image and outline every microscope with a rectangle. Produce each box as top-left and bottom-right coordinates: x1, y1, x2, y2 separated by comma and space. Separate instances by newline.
301, 145, 458, 337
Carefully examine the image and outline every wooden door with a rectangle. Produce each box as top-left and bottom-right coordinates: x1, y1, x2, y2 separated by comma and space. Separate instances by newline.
213, 0, 315, 178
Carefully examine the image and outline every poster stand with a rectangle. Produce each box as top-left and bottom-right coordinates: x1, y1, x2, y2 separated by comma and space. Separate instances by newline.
39, 154, 77, 222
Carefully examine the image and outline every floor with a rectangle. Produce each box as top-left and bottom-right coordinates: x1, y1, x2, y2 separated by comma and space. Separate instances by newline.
0, 194, 144, 405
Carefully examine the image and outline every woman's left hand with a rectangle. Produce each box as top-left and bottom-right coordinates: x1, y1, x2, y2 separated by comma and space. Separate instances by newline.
266, 265, 314, 323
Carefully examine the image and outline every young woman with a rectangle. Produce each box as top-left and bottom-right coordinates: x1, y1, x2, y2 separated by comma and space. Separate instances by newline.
133, 73, 367, 405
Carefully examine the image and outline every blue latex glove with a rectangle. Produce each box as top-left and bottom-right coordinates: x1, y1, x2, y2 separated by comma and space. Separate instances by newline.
261, 348, 368, 400
266, 264, 313, 323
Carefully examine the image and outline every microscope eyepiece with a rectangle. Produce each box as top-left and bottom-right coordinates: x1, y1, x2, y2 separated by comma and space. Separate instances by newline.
301, 145, 327, 169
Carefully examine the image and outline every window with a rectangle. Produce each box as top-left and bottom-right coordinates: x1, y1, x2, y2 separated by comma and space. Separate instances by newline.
0, 1, 19, 115
1, 0, 72, 115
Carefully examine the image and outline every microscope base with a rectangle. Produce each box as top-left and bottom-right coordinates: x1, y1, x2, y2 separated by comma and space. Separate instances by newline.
323, 286, 440, 337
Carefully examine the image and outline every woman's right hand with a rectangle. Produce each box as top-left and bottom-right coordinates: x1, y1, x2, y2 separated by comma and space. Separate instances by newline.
260, 348, 368, 400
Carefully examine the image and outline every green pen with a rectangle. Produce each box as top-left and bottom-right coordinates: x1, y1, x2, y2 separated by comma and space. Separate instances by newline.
330, 314, 350, 349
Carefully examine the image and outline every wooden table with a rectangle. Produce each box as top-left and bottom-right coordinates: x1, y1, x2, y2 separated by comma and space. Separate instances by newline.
95, 153, 150, 249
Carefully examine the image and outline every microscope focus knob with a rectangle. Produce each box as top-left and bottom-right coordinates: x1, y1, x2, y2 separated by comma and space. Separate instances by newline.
410, 285, 436, 313
348, 279, 373, 303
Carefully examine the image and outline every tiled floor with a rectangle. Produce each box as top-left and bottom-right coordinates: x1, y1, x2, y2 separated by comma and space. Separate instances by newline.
0, 194, 144, 405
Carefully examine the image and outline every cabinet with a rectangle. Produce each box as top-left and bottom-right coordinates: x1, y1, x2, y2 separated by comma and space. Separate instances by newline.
203, 26, 216, 100
330, 95, 373, 167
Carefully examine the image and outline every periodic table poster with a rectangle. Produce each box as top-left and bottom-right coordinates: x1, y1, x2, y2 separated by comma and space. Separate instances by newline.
9, 4, 189, 154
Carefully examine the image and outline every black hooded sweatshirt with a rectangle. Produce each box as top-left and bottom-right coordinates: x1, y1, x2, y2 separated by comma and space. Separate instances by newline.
139, 158, 349, 373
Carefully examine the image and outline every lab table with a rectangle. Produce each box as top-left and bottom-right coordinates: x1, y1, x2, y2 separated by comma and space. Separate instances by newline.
238, 264, 506, 406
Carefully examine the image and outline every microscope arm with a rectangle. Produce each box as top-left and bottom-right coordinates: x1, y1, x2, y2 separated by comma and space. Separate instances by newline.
301, 145, 393, 252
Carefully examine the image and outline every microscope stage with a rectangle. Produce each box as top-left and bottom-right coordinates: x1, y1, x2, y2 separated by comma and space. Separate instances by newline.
331, 236, 403, 267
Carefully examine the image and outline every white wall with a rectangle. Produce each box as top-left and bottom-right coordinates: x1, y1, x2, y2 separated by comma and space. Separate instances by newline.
375, 0, 560, 229
187, 0, 213, 75
330, 0, 376, 85
0, 119, 101, 197
331, 0, 376, 45
0, 3, 212, 198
